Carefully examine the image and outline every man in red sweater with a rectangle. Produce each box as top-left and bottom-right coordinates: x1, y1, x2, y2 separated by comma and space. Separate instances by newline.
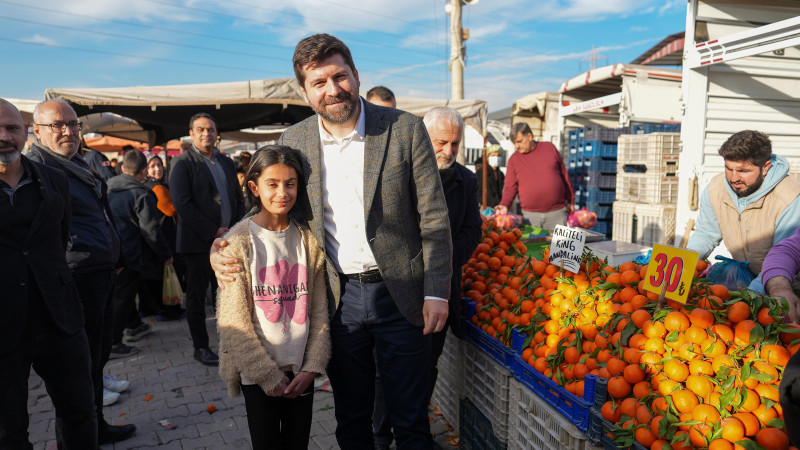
494, 123, 574, 231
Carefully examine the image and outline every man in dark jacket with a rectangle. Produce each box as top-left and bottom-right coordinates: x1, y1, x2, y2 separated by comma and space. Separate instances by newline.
372, 106, 483, 448
107, 150, 173, 354
169, 113, 244, 366
82, 145, 116, 181
26, 99, 135, 444
0, 98, 98, 449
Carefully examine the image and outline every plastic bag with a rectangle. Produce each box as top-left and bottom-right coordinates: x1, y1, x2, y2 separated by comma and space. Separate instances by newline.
162, 265, 183, 306
567, 207, 598, 229
489, 213, 523, 229
706, 255, 755, 290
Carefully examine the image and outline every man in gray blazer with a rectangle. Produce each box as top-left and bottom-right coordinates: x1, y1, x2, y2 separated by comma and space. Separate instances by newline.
212, 34, 452, 448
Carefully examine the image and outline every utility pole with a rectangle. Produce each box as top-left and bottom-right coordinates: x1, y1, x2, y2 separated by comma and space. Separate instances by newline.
447, 0, 480, 99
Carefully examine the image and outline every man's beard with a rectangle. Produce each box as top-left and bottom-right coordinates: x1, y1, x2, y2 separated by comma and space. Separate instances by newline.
729, 172, 765, 198
313, 90, 359, 125
436, 151, 455, 170
0, 143, 21, 165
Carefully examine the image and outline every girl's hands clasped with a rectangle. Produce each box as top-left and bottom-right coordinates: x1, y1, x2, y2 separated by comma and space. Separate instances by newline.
282, 371, 316, 399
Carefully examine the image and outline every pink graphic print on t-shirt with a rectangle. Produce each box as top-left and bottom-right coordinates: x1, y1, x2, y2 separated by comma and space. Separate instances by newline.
253, 260, 308, 333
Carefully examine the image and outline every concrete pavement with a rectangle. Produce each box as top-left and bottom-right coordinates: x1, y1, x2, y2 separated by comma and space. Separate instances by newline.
26, 306, 459, 449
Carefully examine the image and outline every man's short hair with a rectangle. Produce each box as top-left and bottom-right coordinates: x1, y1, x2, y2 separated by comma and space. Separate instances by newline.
293, 33, 356, 86
366, 86, 395, 103
122, 149, 148, 175
189, 112, 217, 130
510, 122, 533, 140
423, 106, 464, 132
718, 130, 772, 167
121, 145, 135, 151
32, 98, 73, 123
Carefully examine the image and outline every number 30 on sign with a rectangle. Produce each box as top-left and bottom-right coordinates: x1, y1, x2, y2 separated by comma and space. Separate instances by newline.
643, 244, 700, 304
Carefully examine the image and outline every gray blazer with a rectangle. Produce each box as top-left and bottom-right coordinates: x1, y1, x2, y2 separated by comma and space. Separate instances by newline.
279, 99, 453, 327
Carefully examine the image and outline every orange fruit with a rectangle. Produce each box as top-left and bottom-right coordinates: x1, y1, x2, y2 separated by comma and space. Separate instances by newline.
734, 320, 757, 344
685, 325, 709, 345
601, 400, 621, 423
619, 397, 638, 419
708, 439, 734, 450
720, 417, 745, 442
633, 381, 651, 399
753, 403, 778, 426
689, 308, 715, 328
631, 309, 652, 328
689, 424, 712, 447
608, 376, 632, 399
756, 427, 790, 450
692, 404, 720, 425
623, 364, 646, 384
739, 387, 760, 412
733, 411, 760, 437
670, 389, 698, 414
664, 359, 689, 382
686, 374, 715, 399
607, 358, 627, 376
727, 301, 751, 323
701, 337, 727, 358
758, 307, 777, 325
664, 311, 690, 332
761, 344, 790, 368
635, 427, 657, 447
643, 321, 667, 339
689, 358, 714, 376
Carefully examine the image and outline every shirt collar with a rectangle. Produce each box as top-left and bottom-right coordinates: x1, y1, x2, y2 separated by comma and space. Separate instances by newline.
192, 145, 219, 160
318, 97, 366, 145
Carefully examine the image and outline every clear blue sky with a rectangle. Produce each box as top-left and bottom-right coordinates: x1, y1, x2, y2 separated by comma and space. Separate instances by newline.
1, 0, 686, 112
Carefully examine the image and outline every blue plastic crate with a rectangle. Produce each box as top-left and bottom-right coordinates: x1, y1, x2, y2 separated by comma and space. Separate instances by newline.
590, 220, 612, 235
582, 141, 617, 158
459, 397, 508, 450
631, 123, 681, 135
581, 171, 616, 190
584, 202, 612, 219
588, 408, 604, 447
511, 354, 594, 432
568, 129, 580, 144
582, 156, 617, 173
464, 320, 515, 371
583, 188, 615, 204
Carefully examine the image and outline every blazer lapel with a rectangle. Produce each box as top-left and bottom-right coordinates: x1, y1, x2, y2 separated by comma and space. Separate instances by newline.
363, 101, 389, 217
301, 121, 326, 245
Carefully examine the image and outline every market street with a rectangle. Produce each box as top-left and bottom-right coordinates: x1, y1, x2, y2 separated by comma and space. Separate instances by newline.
26, 305, 457, 450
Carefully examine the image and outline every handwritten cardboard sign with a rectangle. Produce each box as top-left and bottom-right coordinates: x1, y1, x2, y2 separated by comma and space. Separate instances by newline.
643, 244, 699, 304
548, 225, 586, 274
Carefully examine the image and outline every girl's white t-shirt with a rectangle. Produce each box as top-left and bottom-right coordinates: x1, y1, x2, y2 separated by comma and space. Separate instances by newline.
240, 219, 310, 385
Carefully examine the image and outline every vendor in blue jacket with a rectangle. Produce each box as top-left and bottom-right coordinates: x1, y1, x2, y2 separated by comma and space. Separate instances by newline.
686, 130, 800, 292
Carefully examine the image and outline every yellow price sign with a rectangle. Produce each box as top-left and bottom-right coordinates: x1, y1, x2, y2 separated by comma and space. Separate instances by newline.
643, 244, 700, 304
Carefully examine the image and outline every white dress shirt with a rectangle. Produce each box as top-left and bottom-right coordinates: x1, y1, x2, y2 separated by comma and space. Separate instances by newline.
316, 99, 447, 303
317, 98, 378, 274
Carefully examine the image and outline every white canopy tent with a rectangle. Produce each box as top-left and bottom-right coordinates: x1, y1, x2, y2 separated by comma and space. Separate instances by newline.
45, 78, 488, 145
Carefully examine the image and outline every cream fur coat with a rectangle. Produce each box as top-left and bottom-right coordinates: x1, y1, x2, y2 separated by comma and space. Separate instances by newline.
216, 217, 330, 397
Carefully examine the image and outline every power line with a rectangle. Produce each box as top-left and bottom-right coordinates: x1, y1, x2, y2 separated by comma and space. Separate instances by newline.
0, 1, 444, 72
0, 15, 288, 63
141, 0, 441, 58
0, 36, 284, 75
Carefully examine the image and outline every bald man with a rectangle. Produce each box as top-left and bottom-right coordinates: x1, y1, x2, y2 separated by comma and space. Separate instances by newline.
27, 99, 136, 444
0, 98, 98, 448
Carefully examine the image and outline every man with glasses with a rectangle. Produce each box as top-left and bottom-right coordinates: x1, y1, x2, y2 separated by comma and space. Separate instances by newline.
0, 98, 98, 448
27, 99, 136, 444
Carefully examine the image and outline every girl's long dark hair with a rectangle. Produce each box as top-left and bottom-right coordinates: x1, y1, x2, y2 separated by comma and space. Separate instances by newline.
244, 145, 307, 212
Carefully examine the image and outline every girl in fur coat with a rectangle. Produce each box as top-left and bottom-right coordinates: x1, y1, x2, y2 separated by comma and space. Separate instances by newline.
216, 145, 330, 450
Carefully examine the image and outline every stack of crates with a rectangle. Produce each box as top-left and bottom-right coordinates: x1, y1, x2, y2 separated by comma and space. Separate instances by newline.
567, 125, 625, 236
612, 132, 681, 247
